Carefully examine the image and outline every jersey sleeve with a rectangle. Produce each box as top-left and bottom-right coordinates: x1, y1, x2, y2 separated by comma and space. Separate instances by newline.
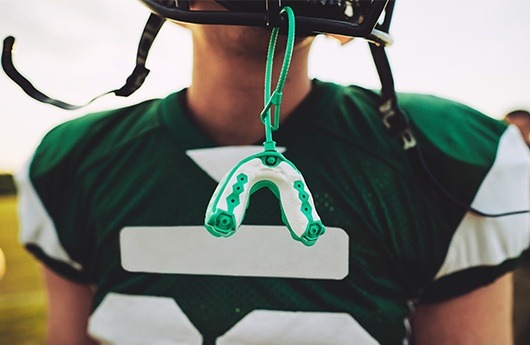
15, 100, 161, 284
16, 158, 87, 281
15, 117, 101, 284
424, 125, 530, 301
15, 98, 165, 284
401, 94, 530, 302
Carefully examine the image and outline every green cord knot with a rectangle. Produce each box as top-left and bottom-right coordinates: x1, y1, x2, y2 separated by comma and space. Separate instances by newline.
271, 91, 283, 105
260, 90, 283, 131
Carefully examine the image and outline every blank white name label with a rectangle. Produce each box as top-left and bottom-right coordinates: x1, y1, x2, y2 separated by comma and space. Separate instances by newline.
120, 225, 349, 280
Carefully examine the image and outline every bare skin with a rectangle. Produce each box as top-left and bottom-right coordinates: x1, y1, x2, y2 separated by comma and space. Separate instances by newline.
184, 0, 314, 145
43, 266, 97, 345
412, 273, 514, 344
42, 1, 515, 344
505, 113, 530, 145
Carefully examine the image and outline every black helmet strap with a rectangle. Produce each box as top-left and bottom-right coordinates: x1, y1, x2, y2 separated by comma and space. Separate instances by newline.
1, 13, 165, 110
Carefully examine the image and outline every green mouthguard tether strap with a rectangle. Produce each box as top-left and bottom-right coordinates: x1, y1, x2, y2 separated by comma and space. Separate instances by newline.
260, 7, 293, 150
204, 6, 326, 246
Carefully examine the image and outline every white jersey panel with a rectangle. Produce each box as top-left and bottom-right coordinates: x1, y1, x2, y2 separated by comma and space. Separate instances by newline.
120, 225, 349, 280
14, 159, 82, 271
435, 125, 530, 279
218, 310, 379, 345
186, 146, 286, 182
88, 294, 378, 345
88, 293, 202, 345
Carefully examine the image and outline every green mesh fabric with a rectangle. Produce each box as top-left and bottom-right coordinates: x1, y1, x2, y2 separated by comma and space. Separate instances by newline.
27, 79, 508, 343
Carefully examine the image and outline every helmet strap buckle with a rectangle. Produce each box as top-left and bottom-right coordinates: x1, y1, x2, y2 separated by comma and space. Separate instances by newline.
265, 0, 283, 27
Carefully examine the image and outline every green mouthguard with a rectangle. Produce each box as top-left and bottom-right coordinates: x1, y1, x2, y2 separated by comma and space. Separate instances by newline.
204, 6, 325, 246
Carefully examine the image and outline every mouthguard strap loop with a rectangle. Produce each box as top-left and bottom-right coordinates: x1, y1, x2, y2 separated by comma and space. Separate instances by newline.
261, 6, 295, 145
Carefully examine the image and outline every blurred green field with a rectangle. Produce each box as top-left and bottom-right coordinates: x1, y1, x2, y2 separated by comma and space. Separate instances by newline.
0, 195, 46, 345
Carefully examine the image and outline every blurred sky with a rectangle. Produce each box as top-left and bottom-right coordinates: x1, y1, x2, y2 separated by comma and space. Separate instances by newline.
0, 0, 529, 172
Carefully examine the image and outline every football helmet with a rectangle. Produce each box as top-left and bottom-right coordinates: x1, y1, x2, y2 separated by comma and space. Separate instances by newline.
2, 0, 396, 111
139, 0, 393, 45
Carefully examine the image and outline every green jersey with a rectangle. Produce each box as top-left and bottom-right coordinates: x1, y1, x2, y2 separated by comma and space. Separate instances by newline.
16, 80, 530, 344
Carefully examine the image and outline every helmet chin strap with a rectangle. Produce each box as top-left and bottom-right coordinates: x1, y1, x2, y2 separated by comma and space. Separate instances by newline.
365, 0, 416, 151
1, 13, 165, 110
369, 43, 417, 151
368, 3, 530, 218
1, 0, 393, 110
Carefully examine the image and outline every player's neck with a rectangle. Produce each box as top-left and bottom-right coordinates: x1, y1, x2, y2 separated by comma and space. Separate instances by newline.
186, 39, 313, 146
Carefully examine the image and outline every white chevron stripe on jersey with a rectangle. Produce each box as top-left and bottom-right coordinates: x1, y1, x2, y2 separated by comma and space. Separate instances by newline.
88, 293, 202, 344
218, 310, 378, 345
88, 294, 378, 345
15, 159, 83, 271
186, 146, 286, 182
435, 125, 530, 279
